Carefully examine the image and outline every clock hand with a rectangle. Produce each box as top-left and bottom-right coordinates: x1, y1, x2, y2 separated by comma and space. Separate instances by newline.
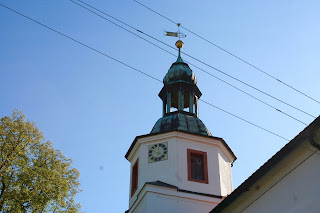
151, 147, 159, 154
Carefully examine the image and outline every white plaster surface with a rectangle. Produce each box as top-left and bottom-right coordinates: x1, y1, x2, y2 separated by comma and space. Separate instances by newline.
218, 151, 233, 196
127, 132, 235, 210
240, 151, 320, 213
128, 185, 222, 213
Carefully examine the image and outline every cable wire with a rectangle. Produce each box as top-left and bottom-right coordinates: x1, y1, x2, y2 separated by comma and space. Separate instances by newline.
67, 0, 311, 125
133, 0, 320, 105
139, 31, 317, 119
0, 2, 293, 142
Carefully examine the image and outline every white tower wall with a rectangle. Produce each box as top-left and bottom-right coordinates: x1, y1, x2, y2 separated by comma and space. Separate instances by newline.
126, 131, 235, 212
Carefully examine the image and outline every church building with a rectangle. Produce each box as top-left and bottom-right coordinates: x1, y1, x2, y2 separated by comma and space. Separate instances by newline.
125, 40, 236, 213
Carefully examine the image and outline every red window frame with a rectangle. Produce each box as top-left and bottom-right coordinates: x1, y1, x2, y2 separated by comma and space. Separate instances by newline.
187, 149, 208, 184
131, 158, 139, 197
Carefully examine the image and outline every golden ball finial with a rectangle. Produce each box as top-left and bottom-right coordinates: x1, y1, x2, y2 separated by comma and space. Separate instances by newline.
175, 40, 184, 49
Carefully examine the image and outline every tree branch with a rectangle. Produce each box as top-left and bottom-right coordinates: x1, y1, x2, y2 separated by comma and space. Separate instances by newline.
0, 130, 23, 171
0, 178, 6, 212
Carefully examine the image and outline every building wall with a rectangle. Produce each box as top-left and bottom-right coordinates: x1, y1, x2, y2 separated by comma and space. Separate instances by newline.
128, 132, 234, 209
237, 151, 320, 213
129, 136, 178, 208
129, 185, 222, 213
218, 151, 233, 196
175, 137, 222, 195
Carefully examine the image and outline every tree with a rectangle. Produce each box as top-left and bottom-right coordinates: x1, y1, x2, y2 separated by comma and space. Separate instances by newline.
0, 110, 81, 212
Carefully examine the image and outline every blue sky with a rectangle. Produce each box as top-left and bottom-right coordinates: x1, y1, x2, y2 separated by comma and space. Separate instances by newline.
1, 0, 320, 212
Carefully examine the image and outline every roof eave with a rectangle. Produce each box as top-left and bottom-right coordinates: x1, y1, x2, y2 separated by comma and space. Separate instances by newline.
210, 115, 320, 213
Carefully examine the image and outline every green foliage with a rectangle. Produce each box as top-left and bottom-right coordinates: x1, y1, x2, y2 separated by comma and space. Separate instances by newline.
0, 110, 81, 212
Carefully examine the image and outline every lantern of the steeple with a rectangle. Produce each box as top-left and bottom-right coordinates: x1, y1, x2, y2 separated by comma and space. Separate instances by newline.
161, 40, 200, 115
151, 40, 211, 136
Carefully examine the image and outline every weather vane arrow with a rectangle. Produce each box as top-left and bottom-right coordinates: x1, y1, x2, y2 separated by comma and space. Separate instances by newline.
165, 31, 179, 37
164, 23, 186, 39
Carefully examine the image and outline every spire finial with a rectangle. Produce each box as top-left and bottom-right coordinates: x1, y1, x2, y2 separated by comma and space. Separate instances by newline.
175, 40, 184, 49
175, 40, 184, 62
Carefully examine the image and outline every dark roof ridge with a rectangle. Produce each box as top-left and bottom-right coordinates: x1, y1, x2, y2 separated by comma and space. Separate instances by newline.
146, 180, 223, 199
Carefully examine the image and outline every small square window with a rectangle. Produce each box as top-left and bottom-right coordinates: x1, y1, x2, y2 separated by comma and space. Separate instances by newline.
187, 149, 208, 184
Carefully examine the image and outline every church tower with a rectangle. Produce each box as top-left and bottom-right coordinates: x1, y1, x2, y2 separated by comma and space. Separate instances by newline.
125, 40, 236, 213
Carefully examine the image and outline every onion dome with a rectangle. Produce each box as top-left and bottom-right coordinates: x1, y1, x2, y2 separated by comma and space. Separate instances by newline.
151, 111, 212, 136
163, 42, 197, 85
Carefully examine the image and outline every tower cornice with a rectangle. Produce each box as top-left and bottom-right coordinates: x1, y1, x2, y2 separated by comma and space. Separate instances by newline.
125, 130, 236, 163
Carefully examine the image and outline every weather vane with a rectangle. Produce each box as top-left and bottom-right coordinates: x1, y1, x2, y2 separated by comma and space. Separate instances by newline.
164, 23, 186, 40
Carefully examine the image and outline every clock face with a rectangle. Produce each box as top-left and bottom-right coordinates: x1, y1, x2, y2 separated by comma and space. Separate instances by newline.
148, 142, 168, 163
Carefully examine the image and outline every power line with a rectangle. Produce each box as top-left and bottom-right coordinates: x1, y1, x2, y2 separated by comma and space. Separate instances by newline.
139, 31, 317, 119
67, 0, 311, 125
0, 4, 161, 84
133, 0, 320, 105
0, 3, 293, 142
201, 100, 289, 141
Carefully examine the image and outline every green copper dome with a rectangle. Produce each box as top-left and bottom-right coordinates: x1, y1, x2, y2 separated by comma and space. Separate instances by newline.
163, 51, 197, 85
151, 111, 212, 136
153, 41, 211, 136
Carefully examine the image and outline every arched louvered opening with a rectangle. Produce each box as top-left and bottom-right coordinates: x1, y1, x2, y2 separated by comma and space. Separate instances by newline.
162, 89, 199, 117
